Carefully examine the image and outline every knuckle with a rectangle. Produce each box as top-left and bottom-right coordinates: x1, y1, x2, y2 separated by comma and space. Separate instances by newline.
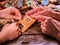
47, 17, 52, 20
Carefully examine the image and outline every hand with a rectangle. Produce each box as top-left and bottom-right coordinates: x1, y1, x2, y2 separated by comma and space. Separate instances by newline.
1, 22, 20, 41
26, 5, 60, 42
32, 15, 60, 42
26, 6, 60, 21
0, 6, 21, 20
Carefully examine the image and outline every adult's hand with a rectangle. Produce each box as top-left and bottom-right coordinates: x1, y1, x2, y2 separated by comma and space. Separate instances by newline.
0, 6, 21, 20
26, 5, 60, 42
26, 6, 60, 21
32, 15, 60, 42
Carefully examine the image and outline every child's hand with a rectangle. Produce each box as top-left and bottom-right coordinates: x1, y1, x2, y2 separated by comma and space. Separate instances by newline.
0, 6, 21, 20
1, 22, 20, 41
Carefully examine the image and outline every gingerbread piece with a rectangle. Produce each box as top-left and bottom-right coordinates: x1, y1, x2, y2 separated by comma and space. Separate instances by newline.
18, 15, 36, 32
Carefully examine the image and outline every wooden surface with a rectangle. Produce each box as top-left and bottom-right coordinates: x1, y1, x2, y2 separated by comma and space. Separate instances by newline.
2, 22, 60, 45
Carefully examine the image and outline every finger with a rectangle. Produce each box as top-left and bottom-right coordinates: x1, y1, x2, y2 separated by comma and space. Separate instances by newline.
8, 6, 21, 19
31, 15, 46, 21
17, 28, 22, 35
30, 11, 44, 18
30, 8, 51, 17
41, 26, 47, 34
40, 18, 50, 34
26, 9, 36, 15
12, 8, 21, 19
18, 31, 21, 36
15, 10, 21, 16
11, 7, 20, 16
41, 21, 47, 33
16, 31, 21, 37
51, 19, 60, 32
31, 15, 52, 22
26, 6, 44, 15
15, 12, 21, 19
